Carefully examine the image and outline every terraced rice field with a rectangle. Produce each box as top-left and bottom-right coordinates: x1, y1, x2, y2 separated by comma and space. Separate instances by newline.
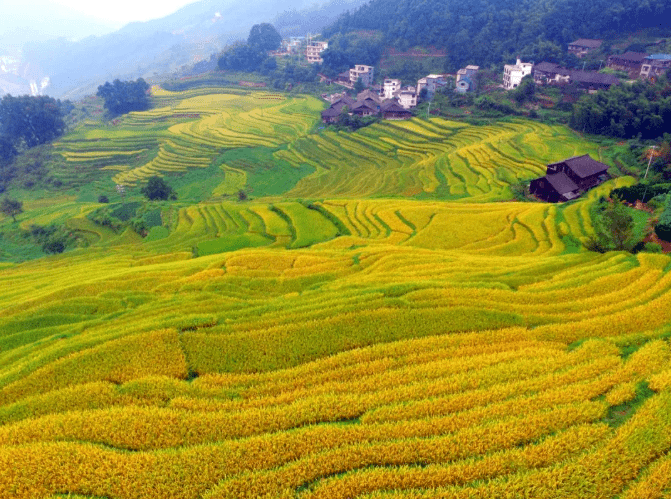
55, 87, 322, 188
280, 118, 598, 200
2, 87, 671, 498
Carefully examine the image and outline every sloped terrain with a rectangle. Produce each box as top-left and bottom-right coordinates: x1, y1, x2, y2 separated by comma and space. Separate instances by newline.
1, 87, 670, 498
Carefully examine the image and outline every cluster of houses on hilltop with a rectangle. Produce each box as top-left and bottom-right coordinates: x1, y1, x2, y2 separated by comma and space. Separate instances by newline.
504, 38, 671, 92
320, 63, 485, 123
321, 87, 414, 122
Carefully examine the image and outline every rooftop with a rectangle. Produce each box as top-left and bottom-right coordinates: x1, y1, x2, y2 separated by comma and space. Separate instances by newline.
647, 54, 671, 60
550, 154, 610, 179
569, 70, 619, 86
569, 39, 603, 48
609, 52, 648, 62
544, 172, 579, 195
321, 107, 341, 117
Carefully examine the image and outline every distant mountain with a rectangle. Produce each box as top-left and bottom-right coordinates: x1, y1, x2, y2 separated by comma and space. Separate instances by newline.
9, 0, 367, 100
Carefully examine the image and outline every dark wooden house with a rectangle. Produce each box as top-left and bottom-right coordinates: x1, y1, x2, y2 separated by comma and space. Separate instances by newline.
607, 52, 648, 76
569, 71, 619, 91
533, 62, 618, 91
530, 155, 610, 202
381, 101, 412, 120
351, 100, 379, 116
568, 39, 602, 57
321, 107, 341, 123
533, 62, 571, 84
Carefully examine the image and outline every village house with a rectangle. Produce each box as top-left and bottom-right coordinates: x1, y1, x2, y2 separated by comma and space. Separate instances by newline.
350, 65, 375, 87
334, 71, 352, 87
533, 62, 618, 91
533, 62, 572, 84
530, 155, 610, 203
398, 87, 417, 109
381, 101, 413, 120
320, 95, 356, 123
383, 79, 401, 99
607, 52, 648, 77
320, 85, 415, 123
418, 74, 448, 97
286, 37, 305, 54
569, 70, 619, 92
455, 66, 479, 93
503, 58, 533, 90
320, 107, 341, 123
568, 39, 603, 58
351, 100, 379, 116
357, 89, 382, 105
306, 41, 328, 64
640, 54, 671, 80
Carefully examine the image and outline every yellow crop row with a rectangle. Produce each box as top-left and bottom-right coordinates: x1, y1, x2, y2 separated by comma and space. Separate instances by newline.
295, 424, 611, 499
204, 401, 608, 499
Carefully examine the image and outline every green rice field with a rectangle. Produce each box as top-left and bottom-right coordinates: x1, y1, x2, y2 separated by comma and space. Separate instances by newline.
0, 85, 669, 499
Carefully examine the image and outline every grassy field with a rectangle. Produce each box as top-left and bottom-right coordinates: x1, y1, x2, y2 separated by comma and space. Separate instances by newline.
0, 86, 669, 498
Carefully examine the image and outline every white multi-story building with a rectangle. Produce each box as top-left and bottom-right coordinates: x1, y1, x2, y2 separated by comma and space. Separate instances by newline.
350, 65, 375, 87
503, 58, 533, 90
398, 87, 417, 109
383, 78, 401, 99
306, 41, 328, 64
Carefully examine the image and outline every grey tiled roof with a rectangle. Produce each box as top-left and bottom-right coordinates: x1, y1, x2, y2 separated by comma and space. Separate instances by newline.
544, 172, 579, 195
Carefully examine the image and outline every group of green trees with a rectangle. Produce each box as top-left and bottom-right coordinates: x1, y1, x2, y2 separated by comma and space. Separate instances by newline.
320, 32, 384, 76
570, 76, 671, 139
217, 23, 323, 89
96, 79, 150, 116
0, 95, 68, 193
218, 23, 282, 73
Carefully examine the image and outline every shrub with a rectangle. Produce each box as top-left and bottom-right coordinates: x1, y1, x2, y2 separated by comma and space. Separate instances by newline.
643, 242, 663, 253
141, 176, 176, 201
654, 196, 671, 242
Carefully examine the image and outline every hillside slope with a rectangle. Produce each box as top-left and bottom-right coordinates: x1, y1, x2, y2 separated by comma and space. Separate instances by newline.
323, 0, 671, 69
1, 87, 670, 498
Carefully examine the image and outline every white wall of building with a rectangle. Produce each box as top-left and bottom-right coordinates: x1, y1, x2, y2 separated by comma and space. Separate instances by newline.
503, 59, 533, 90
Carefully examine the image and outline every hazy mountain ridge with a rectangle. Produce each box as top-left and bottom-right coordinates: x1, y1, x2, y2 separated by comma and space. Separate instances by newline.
2, 0, 367, 100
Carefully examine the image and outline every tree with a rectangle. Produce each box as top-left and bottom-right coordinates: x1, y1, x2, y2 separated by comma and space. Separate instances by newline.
584, 197, 636, 252
247, 23, 282, 51
0, 135, 16, 163
353, 78, 365, 94
218, 43, 268, 72
1, 197, 23, 222
97, 79, 150, 116
141, 176, 176, 201
0, 95, 66, 148
513, 75, 536, 104
654, 196, 671, 242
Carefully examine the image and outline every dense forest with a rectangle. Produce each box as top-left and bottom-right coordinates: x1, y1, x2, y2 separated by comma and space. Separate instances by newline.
321, 0, 671, 71
571, 77, 671, 139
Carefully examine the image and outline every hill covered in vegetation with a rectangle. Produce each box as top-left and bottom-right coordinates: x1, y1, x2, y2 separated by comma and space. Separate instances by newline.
1, 84, 671, 498
321, 0, 671, 71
